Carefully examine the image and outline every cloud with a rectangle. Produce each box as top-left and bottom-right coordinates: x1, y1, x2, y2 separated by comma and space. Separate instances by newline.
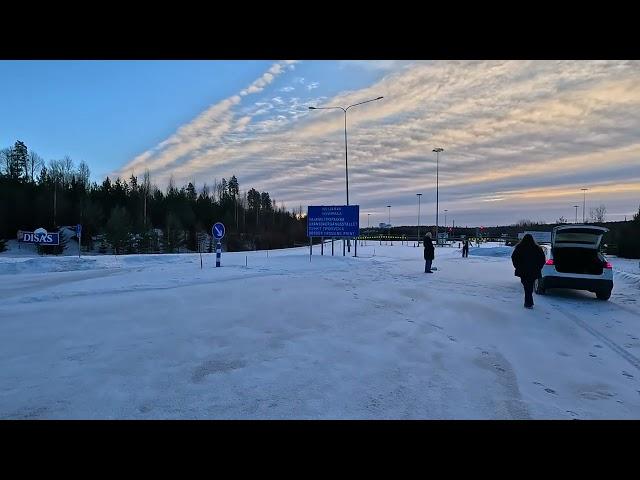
117, 61, 295, 178
306, 82, 319, 91
339, 60, 414, 71
116, 60, 640, 226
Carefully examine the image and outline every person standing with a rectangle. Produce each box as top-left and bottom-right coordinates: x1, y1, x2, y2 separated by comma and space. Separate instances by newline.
462, 239, 469, 258
511, 233, 546, 309
423, 232, 435, 273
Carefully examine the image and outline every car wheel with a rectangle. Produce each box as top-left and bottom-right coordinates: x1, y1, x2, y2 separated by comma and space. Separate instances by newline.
535, 278, 545, 295
596, 290, 611, 301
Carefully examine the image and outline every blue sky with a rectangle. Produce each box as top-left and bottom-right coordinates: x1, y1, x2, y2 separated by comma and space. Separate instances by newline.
1, 60, 639, 226
0, 60, 383, 179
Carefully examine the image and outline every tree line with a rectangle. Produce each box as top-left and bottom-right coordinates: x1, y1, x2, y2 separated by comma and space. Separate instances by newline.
0, 140, 309, 254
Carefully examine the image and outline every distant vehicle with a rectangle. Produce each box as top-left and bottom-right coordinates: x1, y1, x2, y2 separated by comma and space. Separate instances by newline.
535, 225, 613, 300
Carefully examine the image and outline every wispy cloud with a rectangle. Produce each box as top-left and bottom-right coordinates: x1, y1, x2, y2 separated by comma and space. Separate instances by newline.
117, 60, 640, 225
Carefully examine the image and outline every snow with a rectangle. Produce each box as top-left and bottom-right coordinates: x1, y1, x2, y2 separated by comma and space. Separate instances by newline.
1, 242, 639, 419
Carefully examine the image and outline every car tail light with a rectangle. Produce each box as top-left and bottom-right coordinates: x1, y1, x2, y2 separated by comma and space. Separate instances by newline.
604, 262, 612, 269
545, 259, 554, 265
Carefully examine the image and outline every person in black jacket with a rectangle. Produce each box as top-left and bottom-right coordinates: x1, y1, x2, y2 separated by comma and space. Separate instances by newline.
511, 233, 546, 309
423, 232, 435, 273
462, 239, 469, 258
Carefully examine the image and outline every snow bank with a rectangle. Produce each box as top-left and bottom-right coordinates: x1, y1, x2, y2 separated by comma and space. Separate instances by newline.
0, 256, 103, 275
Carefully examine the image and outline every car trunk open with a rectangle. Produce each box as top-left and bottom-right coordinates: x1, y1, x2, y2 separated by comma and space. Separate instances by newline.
552, 247, 604, 275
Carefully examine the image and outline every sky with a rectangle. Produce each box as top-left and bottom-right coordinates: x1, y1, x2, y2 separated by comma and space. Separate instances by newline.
1, 60, 639, 227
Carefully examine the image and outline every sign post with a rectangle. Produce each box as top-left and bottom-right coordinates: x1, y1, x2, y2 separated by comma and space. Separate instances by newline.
307, 205, 359, 258
212, 222, 225, 267
76, 224, 82, 258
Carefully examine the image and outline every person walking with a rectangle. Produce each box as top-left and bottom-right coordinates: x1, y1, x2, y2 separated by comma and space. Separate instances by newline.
462, 239, 469, 258
424, 232, 435, 273
511, 233, 546, 309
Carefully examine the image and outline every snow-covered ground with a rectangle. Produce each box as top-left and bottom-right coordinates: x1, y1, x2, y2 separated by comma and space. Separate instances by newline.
1, 242, 639, 419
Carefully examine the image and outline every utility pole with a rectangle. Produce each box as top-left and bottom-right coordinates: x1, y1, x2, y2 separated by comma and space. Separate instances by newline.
416, 193, 422, 246
433, 148, 444, 245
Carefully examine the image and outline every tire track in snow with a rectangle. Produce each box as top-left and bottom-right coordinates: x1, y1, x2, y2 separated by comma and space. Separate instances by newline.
548, 300, 640, 371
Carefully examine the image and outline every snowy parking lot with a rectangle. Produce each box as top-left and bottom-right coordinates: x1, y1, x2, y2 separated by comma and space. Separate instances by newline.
1, 242, 639, 419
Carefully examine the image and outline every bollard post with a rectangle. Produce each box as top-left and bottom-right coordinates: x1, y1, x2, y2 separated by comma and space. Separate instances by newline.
216, 241, 221, 267
321, 237, 324, 255
332, 238, 334, 256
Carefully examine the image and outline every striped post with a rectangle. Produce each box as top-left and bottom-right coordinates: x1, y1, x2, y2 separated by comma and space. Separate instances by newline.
216, 241, 221, 267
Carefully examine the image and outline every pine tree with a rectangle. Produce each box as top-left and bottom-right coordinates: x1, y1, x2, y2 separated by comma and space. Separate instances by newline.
9, 141, 28, 180
105, 206, 132, 254
163, 212, 184, 253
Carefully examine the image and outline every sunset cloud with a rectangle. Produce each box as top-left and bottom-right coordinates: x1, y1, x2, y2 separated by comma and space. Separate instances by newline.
116, 60, 640, 226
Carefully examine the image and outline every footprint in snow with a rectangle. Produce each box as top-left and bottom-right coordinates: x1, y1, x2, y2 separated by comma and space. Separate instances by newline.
544, 388, 557, 395
589, 353, 597, 358
594, 344, 603, 349
622, 371, 634, 379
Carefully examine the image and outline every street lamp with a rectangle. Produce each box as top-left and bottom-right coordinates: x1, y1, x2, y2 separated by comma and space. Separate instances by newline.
387, 205, 391, 246
444, 209, 448, 241
309, 96, 384, 253
573, 205, 579, 224
416, 193, 422, 247
433, 148, 444, 245
366, 213, 371, 246
581, 188, 588, 223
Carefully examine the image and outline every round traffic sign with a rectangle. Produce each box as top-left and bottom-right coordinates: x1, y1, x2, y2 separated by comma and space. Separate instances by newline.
212, 222, 225, 240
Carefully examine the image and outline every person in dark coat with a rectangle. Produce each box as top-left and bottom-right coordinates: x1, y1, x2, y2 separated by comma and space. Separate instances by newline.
462, 239, 469, 258
511, 233, 546, 308
423, 232, 435, 273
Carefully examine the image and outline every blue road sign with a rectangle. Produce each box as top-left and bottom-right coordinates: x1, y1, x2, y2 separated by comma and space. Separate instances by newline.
307, 205, 360, 237
212, 222, 226, 240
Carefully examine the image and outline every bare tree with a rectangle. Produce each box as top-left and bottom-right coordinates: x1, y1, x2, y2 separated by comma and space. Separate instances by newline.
61, 155, 74, 187
27, 151, 44, 182
48, 158, 64, 184
77, 160, 91, 190
0, 148, 11, 176
590, 204, 607, 223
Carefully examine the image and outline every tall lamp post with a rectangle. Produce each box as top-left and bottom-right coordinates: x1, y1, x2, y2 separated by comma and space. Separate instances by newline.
573, 205, 579, 224
416, 193, 422, 246
581, 188, 588, 223
366, 213, 371, 246
444, 209, 448, 243
387, 205, 391, 246
309, 96, 384, 253
433, 148, 444, 245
